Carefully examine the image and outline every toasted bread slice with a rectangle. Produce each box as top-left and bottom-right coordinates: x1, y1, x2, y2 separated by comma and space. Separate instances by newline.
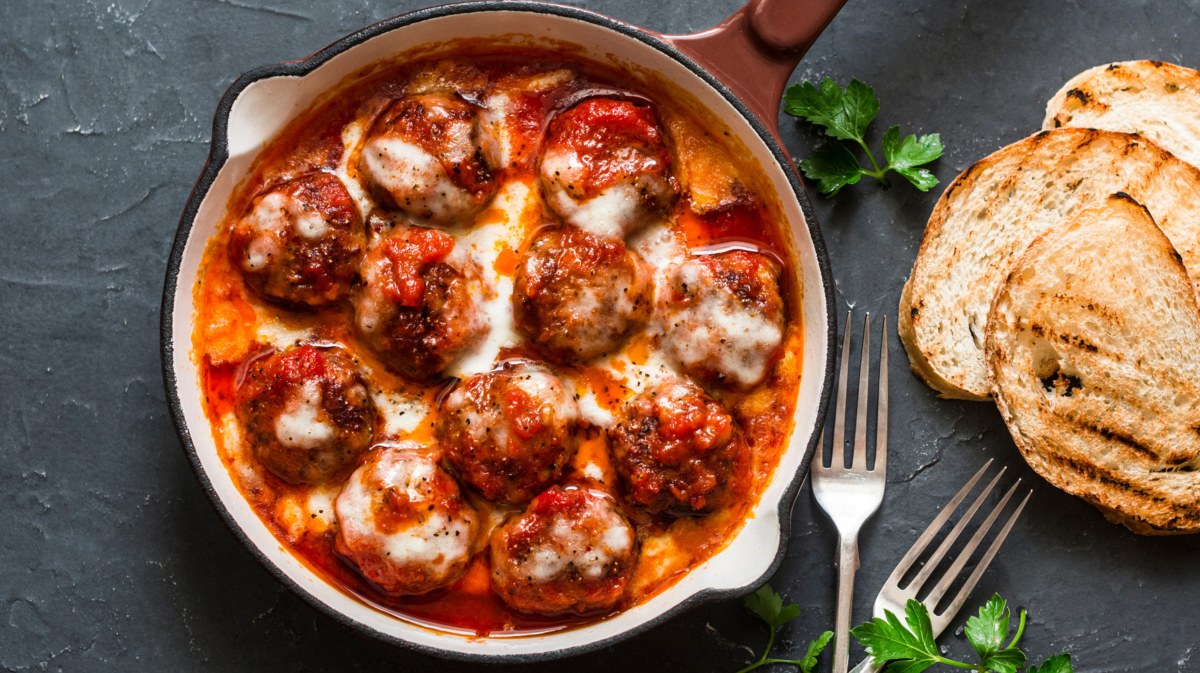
1044, 60, 1200, 167
987, 193, 1200, 534
899, 128, 1200, 399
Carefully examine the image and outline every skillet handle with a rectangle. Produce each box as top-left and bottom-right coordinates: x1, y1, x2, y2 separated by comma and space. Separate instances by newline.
660, 0, 848, 140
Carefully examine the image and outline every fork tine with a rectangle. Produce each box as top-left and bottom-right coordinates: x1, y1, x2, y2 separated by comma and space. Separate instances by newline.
873, 316, 888, 473
830, 310, 853, 469
882, 460, 993, 588
924, 479, 1023, 610
937, 489, 1032, 619
903, 467, 1006, 595
852, 313, 871, 469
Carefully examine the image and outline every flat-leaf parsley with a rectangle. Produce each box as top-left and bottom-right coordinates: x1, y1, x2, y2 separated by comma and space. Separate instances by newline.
734, 585, 1073, 673
784, 78, 944, 196
738, 585, 833, 673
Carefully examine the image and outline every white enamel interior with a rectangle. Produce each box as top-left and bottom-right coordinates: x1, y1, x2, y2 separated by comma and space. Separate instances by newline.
169, 8, 830, 658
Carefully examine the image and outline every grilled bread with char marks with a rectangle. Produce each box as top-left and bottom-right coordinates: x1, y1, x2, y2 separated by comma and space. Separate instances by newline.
899, 128, 1200, 400
986, 194, 1200, 534
1045, 60, 1200, 168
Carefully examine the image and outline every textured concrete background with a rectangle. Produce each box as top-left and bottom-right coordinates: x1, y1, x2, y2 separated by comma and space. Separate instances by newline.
3, 0, 1200, 671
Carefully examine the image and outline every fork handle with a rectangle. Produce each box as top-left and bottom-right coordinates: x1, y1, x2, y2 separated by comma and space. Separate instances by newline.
832, 534, 860, 673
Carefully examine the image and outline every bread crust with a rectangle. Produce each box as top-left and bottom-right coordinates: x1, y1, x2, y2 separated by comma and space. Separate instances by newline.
986, 194, 1200, 534
900, 127, 1200, 399
1044, 60, 1200, 168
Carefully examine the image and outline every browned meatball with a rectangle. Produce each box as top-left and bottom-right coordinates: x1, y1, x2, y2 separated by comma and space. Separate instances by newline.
354, 223, 490, 380
490, 486, 635, 616
539, 97, 677, 240
235, 345, 375, 484
228, 172, 365, 308
512, 226, 653, 362
437, 361, 579, 504
608, 379, 748, 513
660, 250, 787, 390
358, 94, 497, 225
335, 445, 479, 595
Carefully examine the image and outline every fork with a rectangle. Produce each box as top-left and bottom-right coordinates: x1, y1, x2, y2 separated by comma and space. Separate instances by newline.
848, 461, 1033, 673
812, 311, 888, 673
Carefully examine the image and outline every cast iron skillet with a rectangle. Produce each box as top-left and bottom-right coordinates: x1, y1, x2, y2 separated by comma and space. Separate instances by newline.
162, 0, 844, 661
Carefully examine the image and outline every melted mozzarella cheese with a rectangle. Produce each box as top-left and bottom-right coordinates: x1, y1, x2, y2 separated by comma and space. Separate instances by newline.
245, 190, 329, 247
521, 507, 632, 583
336, 451, 473, 575
540, 150, 640, 240
478, 91, 514, 169
540, 147, 673, 240
479, 69, 574, 170
448, 180, 532, 378
253, 316, 311, 349
335, 120, 372, 220
567, 347, 678, 429
574, 392, 614, 428
306, 484, 338, 529
630, 222, 686, 315
243, 236, 276, 271
513, 367, 578, 422
666, 262, 783, 388
360, 137, 473, 223
294, 210, 328, 240
371, 391, 429, 437
581, 462, 605, 481
274, 380, 335, 449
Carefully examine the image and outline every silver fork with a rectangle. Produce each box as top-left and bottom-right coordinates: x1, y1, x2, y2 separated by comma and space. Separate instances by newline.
849, 461, 1033, 673
811, 311, 888, 673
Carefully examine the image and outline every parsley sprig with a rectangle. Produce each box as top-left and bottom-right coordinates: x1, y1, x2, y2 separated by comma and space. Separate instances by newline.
739, 585, 833, 673
739, 586, 1073, 673
784, 78, 944, 196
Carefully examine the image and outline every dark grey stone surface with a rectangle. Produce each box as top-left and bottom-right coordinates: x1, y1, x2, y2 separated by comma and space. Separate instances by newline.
3, 0, 1200, 670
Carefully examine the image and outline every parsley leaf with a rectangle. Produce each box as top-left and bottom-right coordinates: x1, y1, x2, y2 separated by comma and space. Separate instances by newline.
738, 584, 832, 673
799, 143, 863, 196
850, 599, 945, 673
1028, 654, 1074, 673
784, 78, 879, 142
735, 587, 1071, 673
882, 125, 944, 191
965, 595, 1011, 658
963, 594, 1029, 673
784, 78, 943, 196
984, 648, 1028, 673
745, 584, 801, 631
797, 630, 835, 673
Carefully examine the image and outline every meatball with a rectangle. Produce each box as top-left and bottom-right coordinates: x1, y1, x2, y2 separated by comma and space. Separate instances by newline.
228, 172, 365, 308
359, 94, 497, 225
477, 69, 576, 171
513, 226, 653, 362
608, 379, 748, 513
437, 361, 579, 503
335, 445, 479, 595
539, 97, 677, 240
354, 223, 490, 380
660, 250, 786, 390
490, 486, 635, 616
235, 344, 375, 484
